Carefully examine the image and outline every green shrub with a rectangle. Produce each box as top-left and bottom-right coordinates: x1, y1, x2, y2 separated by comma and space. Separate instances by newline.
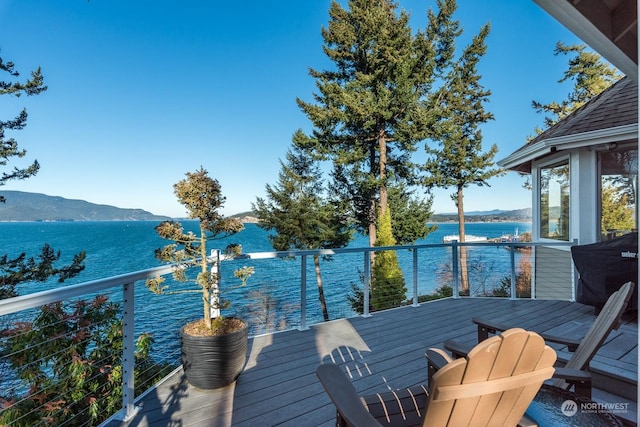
0, 295, 173, 426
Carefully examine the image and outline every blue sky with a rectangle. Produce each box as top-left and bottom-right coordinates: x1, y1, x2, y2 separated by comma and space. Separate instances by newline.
0, 1, 589, 218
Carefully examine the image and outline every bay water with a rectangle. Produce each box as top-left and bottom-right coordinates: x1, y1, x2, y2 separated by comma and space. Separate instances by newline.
0, 220, 531, 361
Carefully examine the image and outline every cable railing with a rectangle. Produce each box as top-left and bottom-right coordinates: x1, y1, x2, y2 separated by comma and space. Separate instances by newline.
0, 239, 576, 426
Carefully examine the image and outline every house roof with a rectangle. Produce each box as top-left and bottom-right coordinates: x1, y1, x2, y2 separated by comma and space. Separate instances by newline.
531, 77, 637, 141
499, 76, 638, 172
534, 0, 637, 79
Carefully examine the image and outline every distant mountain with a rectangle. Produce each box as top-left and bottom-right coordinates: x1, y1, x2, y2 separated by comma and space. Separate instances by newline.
431, 208, 531, 223
229, 211, 260, 224
0, 191, 171, 222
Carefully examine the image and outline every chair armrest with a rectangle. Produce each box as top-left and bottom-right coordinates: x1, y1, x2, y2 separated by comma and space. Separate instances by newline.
472, 317, 511, 341
518, 414, 539, 427
553, 367, 592, 399
538, 334, 581, 352
426, 348, 453, 389
442, 339, 472, 359
472, 317, 580, 351
316, 364, 382, 427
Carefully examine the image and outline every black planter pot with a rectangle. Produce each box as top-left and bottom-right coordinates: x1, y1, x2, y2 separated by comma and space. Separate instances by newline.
180, 319, 248, 389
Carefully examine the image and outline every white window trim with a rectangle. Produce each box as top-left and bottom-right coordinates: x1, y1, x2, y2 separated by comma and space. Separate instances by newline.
534, 154, 571, 243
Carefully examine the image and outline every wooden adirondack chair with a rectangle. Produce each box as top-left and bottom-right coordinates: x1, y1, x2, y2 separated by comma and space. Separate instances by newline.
317, 328, 556, 427
444, 281, 635, 399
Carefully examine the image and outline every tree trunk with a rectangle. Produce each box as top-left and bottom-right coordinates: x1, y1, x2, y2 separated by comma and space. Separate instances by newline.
369, 129, 390, 265
368, 143, 378, 249
313, 255, 330, 321
367, 143, 378, 281
368, 197, 377, 247
456, 188, 469, 295
378, 129, 388, 218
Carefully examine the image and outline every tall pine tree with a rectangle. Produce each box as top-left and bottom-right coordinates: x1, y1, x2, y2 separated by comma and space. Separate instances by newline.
1, 52, 46, 201
296, 0, 452, 249
531, 41, 621, 135
253, 137, 352, 321
0, 52, 85, 298
422, 10, 502, 294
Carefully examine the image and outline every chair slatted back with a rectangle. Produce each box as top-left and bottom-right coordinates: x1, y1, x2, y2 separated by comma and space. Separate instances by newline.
552, 281, 634, 389
424, 328, 556, 427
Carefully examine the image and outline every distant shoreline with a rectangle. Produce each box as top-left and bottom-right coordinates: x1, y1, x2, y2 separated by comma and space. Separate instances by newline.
429, 219, 532, 224
0, 218, 533, 225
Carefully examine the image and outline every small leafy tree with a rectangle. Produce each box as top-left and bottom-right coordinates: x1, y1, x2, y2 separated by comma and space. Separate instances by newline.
347, 206, 408, 314
146, 167, 250, 334
241, 286, 294, 335
371, 207, 406, 310
418, 284, 453, 303
0, 296, 172, 427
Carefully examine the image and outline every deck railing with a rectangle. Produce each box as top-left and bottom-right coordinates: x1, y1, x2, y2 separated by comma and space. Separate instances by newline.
0, 239, 575, 425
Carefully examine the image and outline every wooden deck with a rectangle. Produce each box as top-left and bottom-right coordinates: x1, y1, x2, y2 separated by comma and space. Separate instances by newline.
106, 298, 638, 426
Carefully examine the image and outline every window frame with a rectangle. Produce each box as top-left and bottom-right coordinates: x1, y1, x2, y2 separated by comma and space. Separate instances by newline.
538, 156, 571, 242
596, 145, 638, 240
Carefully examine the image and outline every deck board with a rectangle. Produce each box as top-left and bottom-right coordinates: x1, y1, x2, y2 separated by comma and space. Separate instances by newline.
105, 298, 638, 427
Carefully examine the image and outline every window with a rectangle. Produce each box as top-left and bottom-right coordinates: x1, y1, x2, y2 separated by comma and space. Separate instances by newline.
599, 148, 637, 240
540, 162, 570, 240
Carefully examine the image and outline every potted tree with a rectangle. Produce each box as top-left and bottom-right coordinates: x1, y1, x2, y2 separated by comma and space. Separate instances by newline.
146, 167, 254, 389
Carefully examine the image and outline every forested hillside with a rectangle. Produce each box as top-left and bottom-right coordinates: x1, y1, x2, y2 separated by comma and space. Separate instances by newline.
0, 191, 170, 221
430, 208, 532, 223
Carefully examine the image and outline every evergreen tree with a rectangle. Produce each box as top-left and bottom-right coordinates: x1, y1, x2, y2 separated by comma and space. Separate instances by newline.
0, 52, 46, 200
531, 42, 621, 135
253, 138, 352, 321
295, 0, 451, 248
521, 43, 621, 190
422, 12, 502, 294
601, 183, 635, 234
0, 52, 85, 298
371, 206, 406, 310
387, 184, 437, 245
0, 244, 86, 299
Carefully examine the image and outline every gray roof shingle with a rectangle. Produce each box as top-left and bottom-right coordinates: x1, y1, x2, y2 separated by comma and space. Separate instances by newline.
529, 76, 637, 144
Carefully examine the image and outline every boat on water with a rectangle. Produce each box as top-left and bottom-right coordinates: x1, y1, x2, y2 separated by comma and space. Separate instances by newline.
442, 234, 488, 243
499, 227, 520, 243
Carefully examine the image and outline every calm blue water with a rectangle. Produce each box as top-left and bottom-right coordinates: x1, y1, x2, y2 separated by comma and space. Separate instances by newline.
0, 220, 531, 361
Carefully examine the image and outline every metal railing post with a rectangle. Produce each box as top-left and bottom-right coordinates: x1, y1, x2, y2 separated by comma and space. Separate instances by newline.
452, 241, 460, 298
0, 238, 583, 425
531, 245, 537, 299
210, 249, 221, 319
120, 281, 139, 421
571, 239, 579, 302
412, 248, 419, 307
300, 255, 308, 330
363, 251, 371, 317
509, 245, 517, 300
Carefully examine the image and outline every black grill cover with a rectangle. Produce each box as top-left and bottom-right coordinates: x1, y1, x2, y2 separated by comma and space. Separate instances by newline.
571, 232, 638, 310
